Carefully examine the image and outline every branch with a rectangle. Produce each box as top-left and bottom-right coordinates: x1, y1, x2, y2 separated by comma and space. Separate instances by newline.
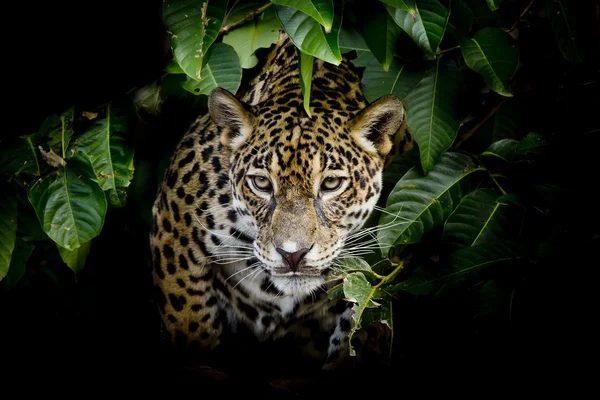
506, 0, 536, 33
219, 2, 273, 35
453, 100, 505, 149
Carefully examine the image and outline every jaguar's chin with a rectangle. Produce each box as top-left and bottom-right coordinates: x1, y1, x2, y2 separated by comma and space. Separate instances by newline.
270, 274, 325, 297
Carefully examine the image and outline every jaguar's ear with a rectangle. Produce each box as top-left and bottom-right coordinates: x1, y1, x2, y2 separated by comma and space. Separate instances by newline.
209, 88, 255, 150
349, 95, 406, 158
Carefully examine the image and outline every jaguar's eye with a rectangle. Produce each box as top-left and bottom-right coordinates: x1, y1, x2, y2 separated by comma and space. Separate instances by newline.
250, 176, 273, 192
321, 176, 343, 192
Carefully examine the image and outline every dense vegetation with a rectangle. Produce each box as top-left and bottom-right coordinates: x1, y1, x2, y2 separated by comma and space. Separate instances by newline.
1, 0, 598, 391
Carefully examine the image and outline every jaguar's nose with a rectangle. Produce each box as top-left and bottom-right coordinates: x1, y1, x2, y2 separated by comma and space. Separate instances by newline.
276, 247, 310, 272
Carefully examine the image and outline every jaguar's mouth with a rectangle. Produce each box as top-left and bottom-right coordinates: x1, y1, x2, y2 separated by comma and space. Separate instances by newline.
271, 265, 328, 277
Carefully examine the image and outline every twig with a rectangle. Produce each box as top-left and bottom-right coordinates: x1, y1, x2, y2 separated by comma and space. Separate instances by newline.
506, 0, 537, 33
436, 45, 460, 55
219, 2, 273, 35
453, 100, 505, 149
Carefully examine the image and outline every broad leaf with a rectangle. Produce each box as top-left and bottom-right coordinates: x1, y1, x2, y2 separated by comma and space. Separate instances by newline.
380, 0, 416, 15
331, 257, 372, 278
517, 132, 547, 156
460, 28, 518, 97
28, 163, 107, 251
274, 4, 342, 65
339, 26, 373, 67
163, 0, 228, 80
328, 282, 344, 300
132, 81, 163, 116
222, 4, 280, 69
386, 0, 450, 57
182, 43, 243, 95
298, 50, 314, 117
481, 139, 519, 163
447, 0, 473, 36
71, 105, 134, 208
404, 58, 462, 173
449, 240, 524, 278
361, 55, 425, 102
486, 0, 502, 11
443, 189, 516, 250
271, 0, 334, 32
546, 0, 587, 64
391, 266, 437, 295
361, 7, 401, 71
378, 152, 485, 254
2, 239, 34, 288
0, 184, 18, 280
58, 240, 92, 274
47, 108, 74, 159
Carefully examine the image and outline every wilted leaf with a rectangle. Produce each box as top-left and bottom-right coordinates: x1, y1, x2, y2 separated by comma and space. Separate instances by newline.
182, 43, 243, 95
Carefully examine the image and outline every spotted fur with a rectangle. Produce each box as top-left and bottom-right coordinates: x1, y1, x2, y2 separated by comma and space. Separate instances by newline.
150, 33, 412, 370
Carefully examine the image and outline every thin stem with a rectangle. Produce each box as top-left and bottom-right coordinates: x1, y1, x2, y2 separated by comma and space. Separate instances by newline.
375, 261, 404, 289
506, 0, 537, 33
454, 100, 505, 149
219, 2, 273, 35
488, 171, 508, 195
436, 45, 460, 55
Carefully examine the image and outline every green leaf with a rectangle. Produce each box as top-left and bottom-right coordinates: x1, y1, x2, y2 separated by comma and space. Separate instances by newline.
449, 240, 524, 278
443, 188, 516, 250
328, 282, 344, 300
163, 0, 228, 80
362, 7, 401, 71
516, 132, 547, 156
342, 272, 380, 356
382, 148, 420, 192
377, 152, 485, 254
331, 257, 372, 278
222, 4, 281, 69
298, 50, 314, 117
404, 58, 462, 173
165, 59, 185, 74
3, 239, 34, 288
274, 4, 342, 65
361, 301, 393, 329
271, 0, 334, 32
460, 27, 518, 97
386, 0, 450, 57
486, 0, 502, 11
70, 105, 134, 208
181, 43, 243, 95
480, 139, 519, 163
27, 163, 107, 251
58, 240, 92, 274
380, 0, 416, 15
546, 0, 587, 64
391, 266, 437, 295
0, 184, 18, 280
447, 0, 473, 36
339, 26, 373, 67
361, 55, 425, 103
132, 81, 163, 116
47, 109, 74, 159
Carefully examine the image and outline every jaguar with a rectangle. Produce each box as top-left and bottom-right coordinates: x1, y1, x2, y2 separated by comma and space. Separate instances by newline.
150, 33, 413, 372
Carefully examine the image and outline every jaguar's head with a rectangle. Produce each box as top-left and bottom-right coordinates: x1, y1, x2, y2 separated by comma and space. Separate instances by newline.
209, 88, 405, 296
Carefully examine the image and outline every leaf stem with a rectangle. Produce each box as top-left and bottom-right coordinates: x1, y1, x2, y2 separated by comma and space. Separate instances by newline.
375, 261, 404, 288
219, 2, 273, 35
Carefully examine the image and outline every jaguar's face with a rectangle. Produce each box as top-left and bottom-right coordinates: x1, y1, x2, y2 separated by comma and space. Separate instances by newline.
209, 88, 405, 295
